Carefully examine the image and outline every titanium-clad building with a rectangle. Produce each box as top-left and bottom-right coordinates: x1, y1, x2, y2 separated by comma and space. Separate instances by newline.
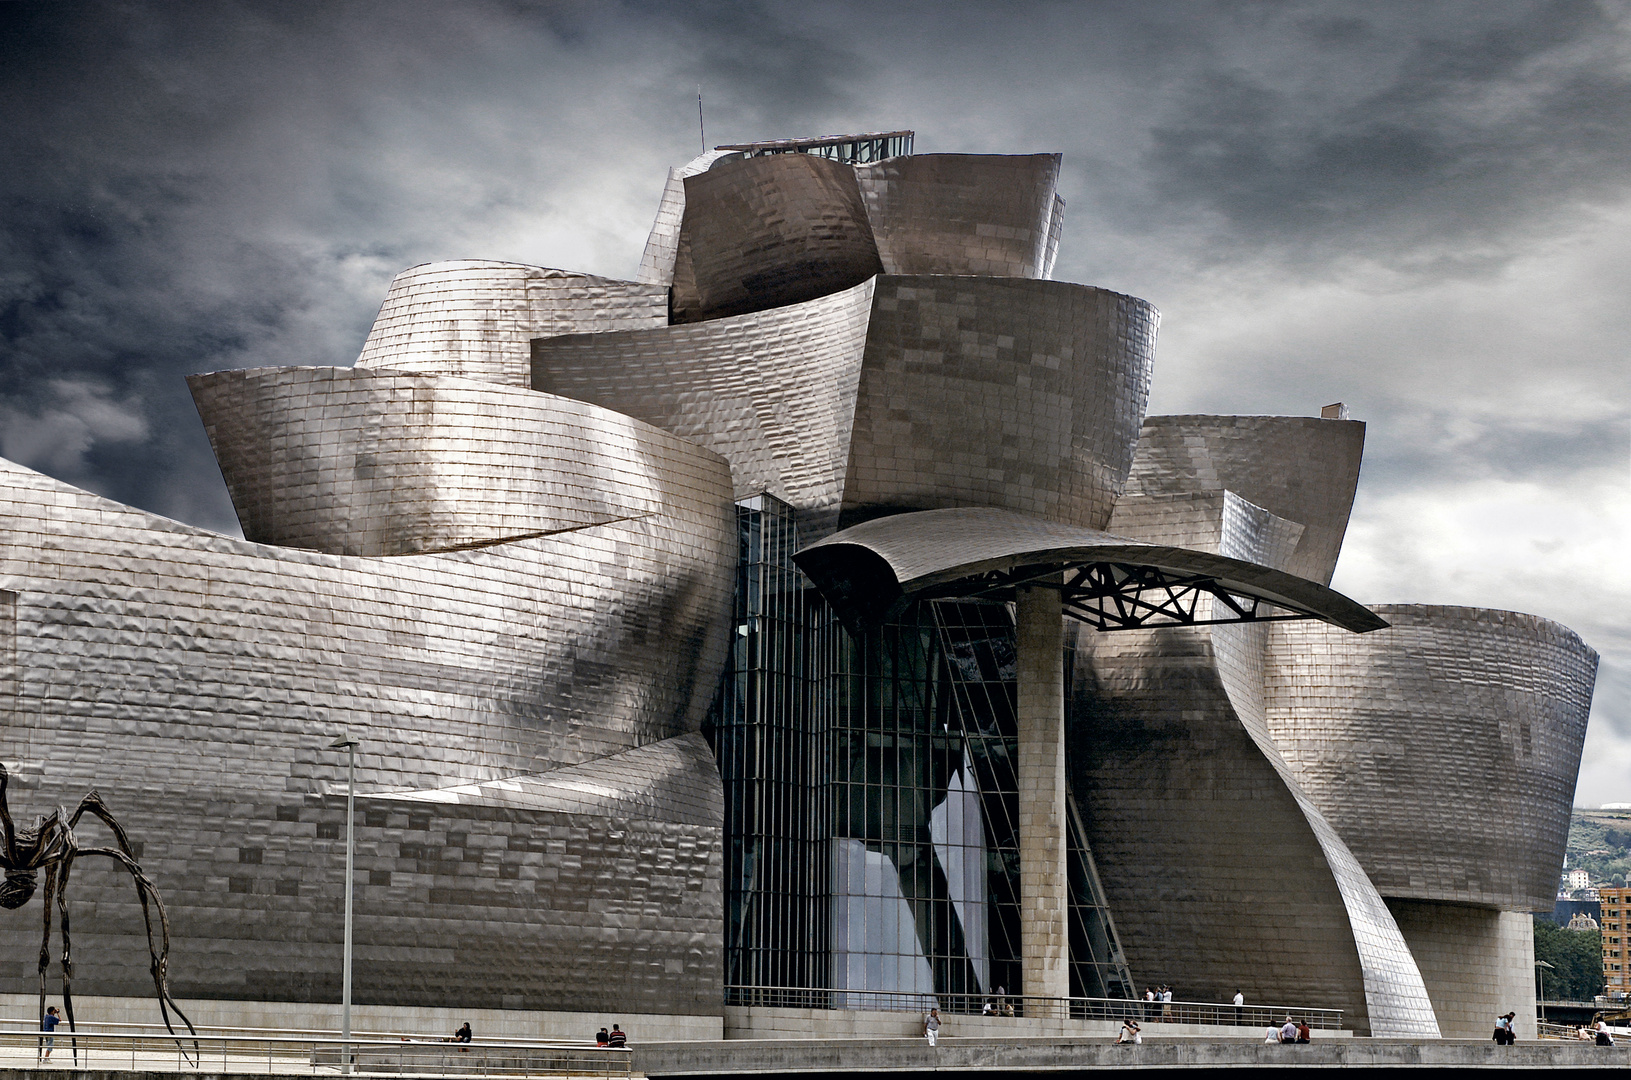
0, 130, 1597, 1040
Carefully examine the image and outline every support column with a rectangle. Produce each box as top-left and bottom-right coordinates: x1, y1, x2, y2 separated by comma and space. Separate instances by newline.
1016, 580, 1069, 1000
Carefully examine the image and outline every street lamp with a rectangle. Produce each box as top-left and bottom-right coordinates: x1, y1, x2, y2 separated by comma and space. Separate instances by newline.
1536, 959, 1555, 1034
328, 736, 358, 1073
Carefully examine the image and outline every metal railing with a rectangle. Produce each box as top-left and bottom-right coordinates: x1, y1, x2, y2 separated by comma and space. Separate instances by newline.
0, 1027, 632, 1076
724, 985, 1343, 1030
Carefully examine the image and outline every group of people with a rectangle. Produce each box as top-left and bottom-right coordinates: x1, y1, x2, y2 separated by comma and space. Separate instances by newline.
1491, 1012, 1519, 1044
978, 999, 1017, 1017
1573, 1018, 1618, 1045
1141, 985, 1176, 1019
1266, 1016, 1312, 1043
594, 1024, 628, 1048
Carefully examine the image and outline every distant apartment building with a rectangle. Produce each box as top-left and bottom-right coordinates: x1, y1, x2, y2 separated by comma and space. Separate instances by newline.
1602, 887, 1629, 997
1569, 868, 1593, 890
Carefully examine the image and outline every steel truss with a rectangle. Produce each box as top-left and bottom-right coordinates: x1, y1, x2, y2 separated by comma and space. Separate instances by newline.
951, 561, 1316, 632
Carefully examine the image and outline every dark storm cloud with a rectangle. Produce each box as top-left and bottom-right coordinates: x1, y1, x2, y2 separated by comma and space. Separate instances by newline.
1358, 412, 1631, 491
1133, 1, 1631, 270
2, 0, 1628, 521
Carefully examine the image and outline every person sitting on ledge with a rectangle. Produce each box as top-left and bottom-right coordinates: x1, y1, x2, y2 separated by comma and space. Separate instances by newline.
1278, 1017, 1298, 1043
1117, 1019, 1141, 1044
608, 1024, 627, 1048
1296, 1020, 1311, 1043
595, 1027, 609, 1047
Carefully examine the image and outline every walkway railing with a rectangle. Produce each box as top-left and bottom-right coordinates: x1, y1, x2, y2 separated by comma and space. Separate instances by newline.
0, 1027, 632, 1076
724, 984, 1343, 1030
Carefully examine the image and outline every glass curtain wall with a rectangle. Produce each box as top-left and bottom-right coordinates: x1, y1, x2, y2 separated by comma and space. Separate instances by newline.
706, 495, 835, 993
708, 493, 1133, 1004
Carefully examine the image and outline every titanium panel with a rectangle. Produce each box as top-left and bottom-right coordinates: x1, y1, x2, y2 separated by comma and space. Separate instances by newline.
854, 154, 1063, 278
355, 261, 666, 386
671, 154, 882, 324
381, 732, 722, 828
1264, 607, 1597, 911
191, 366, 679, 557
533, 277, 1155, 542
0, 411, 734, 1010
1067, 489, 1437, 1036
1125, 415, 1365, 585
839, 277, 1153, 532
533, 279, 877, 537
638, 150, 737, 286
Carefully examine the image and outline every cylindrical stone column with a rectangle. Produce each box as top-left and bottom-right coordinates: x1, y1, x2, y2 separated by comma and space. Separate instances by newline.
1016, 580, 1069, 1001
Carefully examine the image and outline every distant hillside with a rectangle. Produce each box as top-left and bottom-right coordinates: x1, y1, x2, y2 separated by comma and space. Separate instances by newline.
1568, 809, 1631, 886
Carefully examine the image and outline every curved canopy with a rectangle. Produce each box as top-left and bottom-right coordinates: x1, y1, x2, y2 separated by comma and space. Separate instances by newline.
794, 506, 1388, 634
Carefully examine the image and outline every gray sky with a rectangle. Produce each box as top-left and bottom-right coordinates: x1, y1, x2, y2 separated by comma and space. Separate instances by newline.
2, 0, 1627, 804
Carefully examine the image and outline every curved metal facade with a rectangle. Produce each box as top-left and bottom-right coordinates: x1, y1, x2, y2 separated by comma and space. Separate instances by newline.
1068, 484, 1438, 1036
0, 129, 1596, 1039
1124, 415, 1365, 585
0, 383, 736, 1011
855, 154, 1063, 278
533, 276, 1154, 539
794, 505, 1387, 634
190, 366, 689, 558
355, 260, 667, 386
672, 154, 883, 324
1264, 606, 1597, 911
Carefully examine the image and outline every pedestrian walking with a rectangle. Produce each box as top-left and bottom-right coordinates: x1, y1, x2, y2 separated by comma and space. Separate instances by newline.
924, 1009, 941, 1047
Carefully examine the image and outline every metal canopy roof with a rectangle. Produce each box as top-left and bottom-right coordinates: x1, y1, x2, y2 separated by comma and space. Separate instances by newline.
794, 506, 1388, 634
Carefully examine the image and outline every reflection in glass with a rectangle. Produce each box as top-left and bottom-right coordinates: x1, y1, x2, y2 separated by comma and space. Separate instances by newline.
709, 494, 1134, 1003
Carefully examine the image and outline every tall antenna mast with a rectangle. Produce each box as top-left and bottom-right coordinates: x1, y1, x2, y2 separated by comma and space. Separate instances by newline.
698, 86, 707, 152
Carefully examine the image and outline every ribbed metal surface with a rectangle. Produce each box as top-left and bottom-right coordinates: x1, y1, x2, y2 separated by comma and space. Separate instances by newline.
855, 154, 1063, 278
0, 374, 735, 1012
1069, 487, 1439, 1036
1265, 606, 1597, 911
1124, 415, 1365, 585
671, 154, 882, 324
533, 277, 1155, 540
190, 366, 690, 558
355, 261, 666, 386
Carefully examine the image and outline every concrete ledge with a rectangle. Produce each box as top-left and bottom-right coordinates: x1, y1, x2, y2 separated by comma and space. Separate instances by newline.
633, 1036, 1631, 1074
0, 993, 719, 1042
722, 1005, 1347, 1040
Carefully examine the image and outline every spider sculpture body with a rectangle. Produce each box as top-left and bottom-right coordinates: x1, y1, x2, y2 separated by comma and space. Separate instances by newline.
0, 762, 196, 1054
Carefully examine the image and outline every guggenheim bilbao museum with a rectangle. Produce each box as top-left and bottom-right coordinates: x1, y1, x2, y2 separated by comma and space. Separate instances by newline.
0, 131, 1599, 1041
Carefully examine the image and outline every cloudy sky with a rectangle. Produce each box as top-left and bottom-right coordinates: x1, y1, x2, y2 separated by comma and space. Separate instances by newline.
2, 0, 1627, 803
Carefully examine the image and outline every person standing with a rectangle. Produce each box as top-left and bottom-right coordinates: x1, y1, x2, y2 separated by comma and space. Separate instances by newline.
40, 1006, 61, 1062
924, 1009, 941, 1047
1232, 990, 1243, 1024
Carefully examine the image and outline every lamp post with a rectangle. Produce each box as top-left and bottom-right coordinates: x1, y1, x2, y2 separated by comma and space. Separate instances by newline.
1536, 959, 1554, 1034
328, 736, 358, 1073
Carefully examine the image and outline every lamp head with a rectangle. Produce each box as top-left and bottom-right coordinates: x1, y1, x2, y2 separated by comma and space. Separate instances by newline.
328, 735, 359, 750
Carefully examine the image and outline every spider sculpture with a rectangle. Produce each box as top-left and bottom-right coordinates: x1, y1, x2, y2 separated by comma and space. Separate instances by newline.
0, 762, 197, 1057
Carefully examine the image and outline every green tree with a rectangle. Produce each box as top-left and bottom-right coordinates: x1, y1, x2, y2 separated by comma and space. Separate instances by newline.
1535, 921, 1606, 1001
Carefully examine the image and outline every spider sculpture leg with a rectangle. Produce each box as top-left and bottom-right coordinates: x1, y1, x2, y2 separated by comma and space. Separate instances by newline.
78, 845, 199, 1058
37, 862, 56, 1061
55, 841, 81, 1067
70, 794, 199, 1046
